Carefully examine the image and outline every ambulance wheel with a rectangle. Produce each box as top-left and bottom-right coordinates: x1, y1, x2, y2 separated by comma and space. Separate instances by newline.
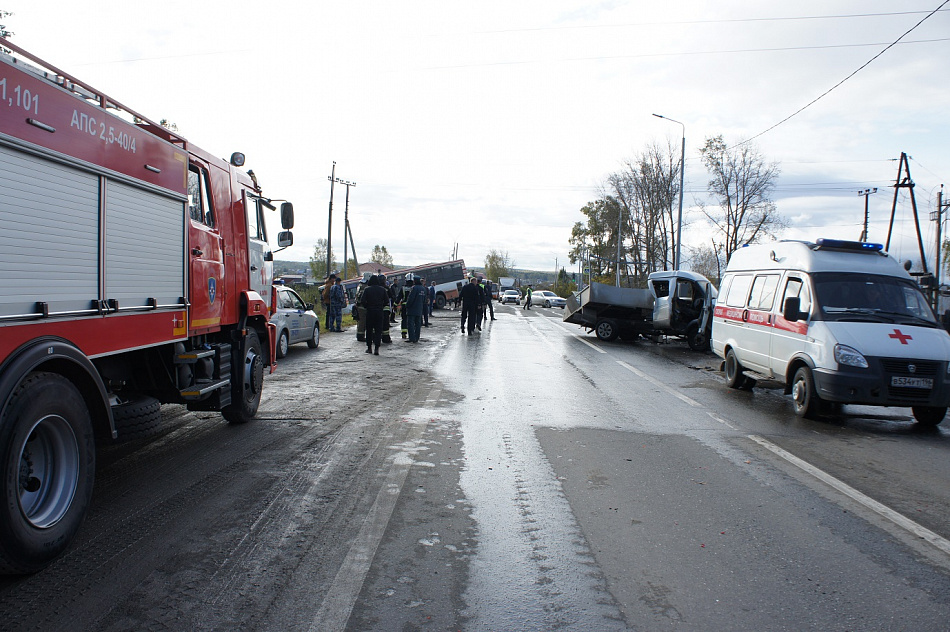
276, 330, 290, 358
791, 366, 821, 419
223, 330, 264, 425
0, 372, 95, 574
912, 406, 946, 426
686, 323, 709, 352
595, 319, 619, 341
724, 349, 748, 389
307, 323, 320, 349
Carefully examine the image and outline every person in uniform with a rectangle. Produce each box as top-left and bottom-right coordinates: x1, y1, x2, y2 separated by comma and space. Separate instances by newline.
459, 277, 480, 335
405, 276, 427, 342
354, 272, 372, 342
362, 275, 389, 355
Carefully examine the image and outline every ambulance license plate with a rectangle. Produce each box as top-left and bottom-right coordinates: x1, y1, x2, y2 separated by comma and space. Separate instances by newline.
890, 376, 932, 389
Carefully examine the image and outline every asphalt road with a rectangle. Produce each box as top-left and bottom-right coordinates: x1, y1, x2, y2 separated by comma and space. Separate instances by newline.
2, 302, 950, 631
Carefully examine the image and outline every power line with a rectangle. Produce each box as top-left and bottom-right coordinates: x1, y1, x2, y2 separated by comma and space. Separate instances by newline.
469, 9, 950, 35
738, 0, 950, 145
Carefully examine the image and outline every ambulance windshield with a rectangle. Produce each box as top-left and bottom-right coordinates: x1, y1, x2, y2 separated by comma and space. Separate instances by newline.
813, 273, 937, 326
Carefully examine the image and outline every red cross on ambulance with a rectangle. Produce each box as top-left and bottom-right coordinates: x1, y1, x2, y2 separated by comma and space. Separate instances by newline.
888, 329, 913, 345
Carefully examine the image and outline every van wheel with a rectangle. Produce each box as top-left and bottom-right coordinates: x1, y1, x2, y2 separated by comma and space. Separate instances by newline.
912, 406, 946, 426
595, 319, 618, 341
686, 323, 709, 352
791, 366, 821, 419
724, 349, 747, 389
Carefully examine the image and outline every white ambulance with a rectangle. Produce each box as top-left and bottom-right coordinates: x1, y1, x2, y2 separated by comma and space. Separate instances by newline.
711, 238, 950, 425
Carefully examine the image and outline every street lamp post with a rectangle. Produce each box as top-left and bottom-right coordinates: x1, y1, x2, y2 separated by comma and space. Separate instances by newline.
653, 113, 685, 270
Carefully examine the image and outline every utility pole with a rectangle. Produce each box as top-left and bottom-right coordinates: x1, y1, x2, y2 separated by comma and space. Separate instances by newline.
858, 187, 877, 241
885, 152, 928, 273
339, 180, 356, 278
858, 187, 878, 242
932, 185, 949, 312
326, 162, 338, 278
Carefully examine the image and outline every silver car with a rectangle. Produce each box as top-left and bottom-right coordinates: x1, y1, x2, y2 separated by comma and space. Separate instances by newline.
272, 285, 320, 358
534, 290, 566, 308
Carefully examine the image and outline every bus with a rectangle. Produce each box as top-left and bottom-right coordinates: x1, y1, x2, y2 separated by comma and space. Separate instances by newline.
343, 259, 468, 308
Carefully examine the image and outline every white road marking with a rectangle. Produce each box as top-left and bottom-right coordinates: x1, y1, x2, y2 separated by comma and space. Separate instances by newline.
616, 359, 702, 408
572, 333, 606, 353
310, 388, 442, 632
706, 411, 738, 429
748, 434, 950, 557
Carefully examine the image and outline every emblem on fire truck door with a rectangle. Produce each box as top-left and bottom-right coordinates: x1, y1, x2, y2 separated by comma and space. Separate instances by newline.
209, 277, 217, 304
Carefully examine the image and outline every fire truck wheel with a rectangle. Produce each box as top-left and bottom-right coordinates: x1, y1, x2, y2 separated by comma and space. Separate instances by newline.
276, 330, 290, 359
306, 324, 320, 349
912, 406, 946, 426
223, 330, 264, 425
0, 372, 95, 574
111, 396, 162, 442
686, 323, 709, 352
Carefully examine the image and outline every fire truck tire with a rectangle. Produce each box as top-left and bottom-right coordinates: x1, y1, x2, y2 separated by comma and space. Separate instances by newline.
912, 406, 946, 426
223, 330, 264, 425
686, 323, 709, 352
276, 330, 290, 358
111, 396, 162, 442
306, 323, 320, 349
0, 371, 95, 574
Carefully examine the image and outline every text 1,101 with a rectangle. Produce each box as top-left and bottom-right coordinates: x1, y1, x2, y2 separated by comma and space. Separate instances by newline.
0, 77, 40, 115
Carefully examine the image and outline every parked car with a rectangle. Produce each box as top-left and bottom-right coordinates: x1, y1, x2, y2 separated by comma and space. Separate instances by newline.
271, 285, 320, 358
501, 289, 521, 304
534, 290, 566, 308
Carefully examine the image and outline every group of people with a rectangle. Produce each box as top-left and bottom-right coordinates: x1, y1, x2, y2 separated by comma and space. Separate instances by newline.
350, 272, 438, 355
458, 276, 496, 335
321, 273, 348, 332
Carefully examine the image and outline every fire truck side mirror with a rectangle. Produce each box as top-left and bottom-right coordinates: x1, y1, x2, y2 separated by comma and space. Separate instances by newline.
280, 202, 294, 229
278, 231, 293, 248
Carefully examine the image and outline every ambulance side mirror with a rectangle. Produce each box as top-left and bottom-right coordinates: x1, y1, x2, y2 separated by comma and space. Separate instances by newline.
783, 296, 802, 322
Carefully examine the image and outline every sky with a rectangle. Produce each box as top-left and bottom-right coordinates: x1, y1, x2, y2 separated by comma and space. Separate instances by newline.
3, 1, 949, 277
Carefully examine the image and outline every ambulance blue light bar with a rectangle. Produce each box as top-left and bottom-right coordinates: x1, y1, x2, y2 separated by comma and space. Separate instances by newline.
815, 238, 884, 253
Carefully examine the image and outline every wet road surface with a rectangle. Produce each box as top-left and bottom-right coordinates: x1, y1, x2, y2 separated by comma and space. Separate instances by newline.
2, 303, 950, 630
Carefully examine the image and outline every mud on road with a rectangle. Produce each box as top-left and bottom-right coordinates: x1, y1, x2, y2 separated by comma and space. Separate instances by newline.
0, 311, 474, 631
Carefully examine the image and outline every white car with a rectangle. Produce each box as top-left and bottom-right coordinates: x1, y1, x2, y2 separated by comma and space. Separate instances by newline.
534, 290, 566, 308
500, 290, 521, 304
271, 285, 320, 358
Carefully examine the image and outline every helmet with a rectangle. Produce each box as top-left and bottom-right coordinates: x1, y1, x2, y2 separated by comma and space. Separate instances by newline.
406, 273, 414, 281
361, 272, 373, 283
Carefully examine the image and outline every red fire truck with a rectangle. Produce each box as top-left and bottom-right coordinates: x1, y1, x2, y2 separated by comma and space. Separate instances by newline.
0, 39, 294, 573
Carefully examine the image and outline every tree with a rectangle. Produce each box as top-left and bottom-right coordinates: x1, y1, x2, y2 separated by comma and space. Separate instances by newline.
369, 244, 394, 268
553, 267, 576, 297
687, 242, 724, 285
700, 135, 785, 265
1, 9, 13, 52
309, 238, 336, 280
568, 196, 624, 284
483, 249, 514, 281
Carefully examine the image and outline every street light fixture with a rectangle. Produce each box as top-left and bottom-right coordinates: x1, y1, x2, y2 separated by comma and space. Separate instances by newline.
653, 113, 685, 270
